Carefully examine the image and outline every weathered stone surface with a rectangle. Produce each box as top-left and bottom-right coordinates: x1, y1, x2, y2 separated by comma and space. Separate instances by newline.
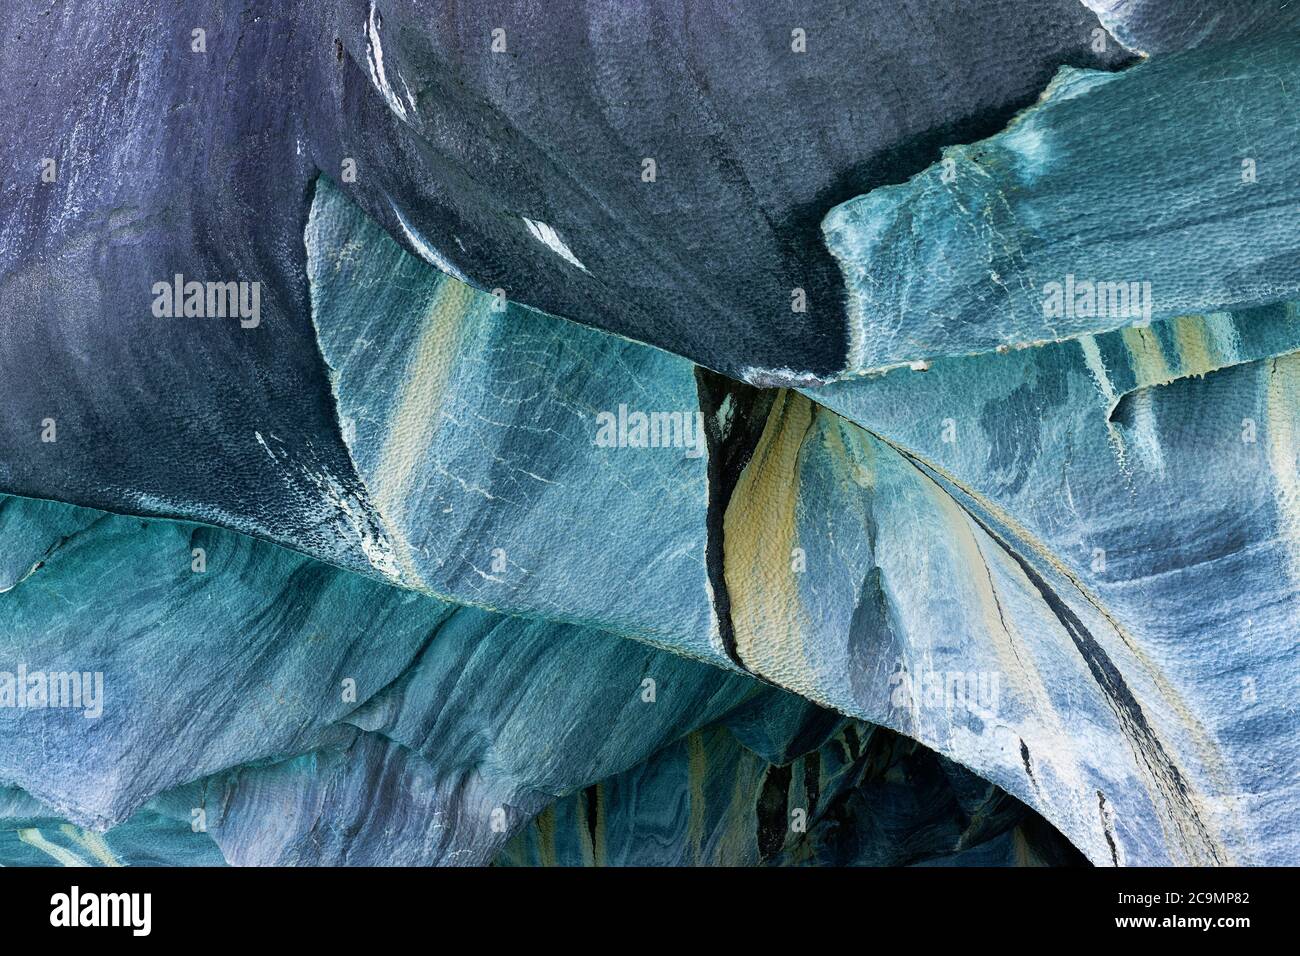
1083, 0, 1300, 55
0, 493, 759, 863
0, 494, 441, 827
322, 0, 1129, 383
307, 178, 724, 661
499, 716, 1085, 866
0, 0, 1128, 574
1, 3, 1296, 871
793, 307, 1300, 863
0, 787, 224, 867
824, 33, 1300, 373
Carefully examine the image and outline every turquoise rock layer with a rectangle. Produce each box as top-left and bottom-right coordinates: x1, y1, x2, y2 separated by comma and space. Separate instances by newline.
824, 32, 1300, 373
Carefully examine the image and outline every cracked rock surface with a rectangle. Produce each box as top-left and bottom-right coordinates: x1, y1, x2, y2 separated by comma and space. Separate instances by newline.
0, 2, 1295, 868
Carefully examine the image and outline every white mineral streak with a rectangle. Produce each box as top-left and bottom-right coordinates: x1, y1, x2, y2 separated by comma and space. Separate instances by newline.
521, 218, 589, 272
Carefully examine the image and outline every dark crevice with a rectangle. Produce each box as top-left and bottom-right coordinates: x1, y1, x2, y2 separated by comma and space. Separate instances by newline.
1098, 791, 1120, 866
583, 784, 600, 860
1020, 738, 1037, 788
694, 368, 777, 670
755, 763, 793, 863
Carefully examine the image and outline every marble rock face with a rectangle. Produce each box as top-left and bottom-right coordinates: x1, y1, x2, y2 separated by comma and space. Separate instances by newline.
0, 3, 1295, 867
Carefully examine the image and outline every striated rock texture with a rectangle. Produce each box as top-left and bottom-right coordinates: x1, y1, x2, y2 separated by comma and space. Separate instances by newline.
499, 713, 1088, 867
824, 32, 1300, 373
0, 3, 1296, 868
306, 178, 723, 659
0, 0, 1129, 575
0, 492, 1070, 866
1080, 0, 1300, 55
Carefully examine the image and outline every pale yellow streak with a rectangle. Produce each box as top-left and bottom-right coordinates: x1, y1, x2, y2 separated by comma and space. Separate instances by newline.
1121, 324, 1172, 386
533, 804, 557, 867
17, 828, 87, 867
1266, 353, 1300, 590
60, 824, 122, 867
368, 278, 477, 586
1169, 314, 1217, 379
723, 390, 816, 694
